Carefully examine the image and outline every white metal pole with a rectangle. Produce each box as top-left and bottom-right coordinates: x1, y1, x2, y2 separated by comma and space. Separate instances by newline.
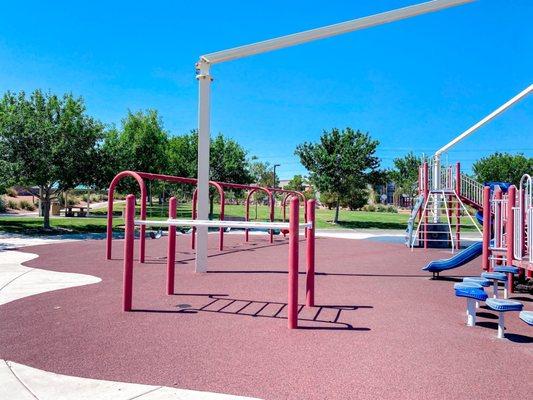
193, 0, 475, 272
201, 0, 474, 65
466, 298, 475, 326
195, 61, 212, 273
497, 313, 504, 339
435, 84, 533, 157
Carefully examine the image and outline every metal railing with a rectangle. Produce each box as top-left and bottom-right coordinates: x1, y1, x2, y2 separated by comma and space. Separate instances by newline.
459, 173, 483, 207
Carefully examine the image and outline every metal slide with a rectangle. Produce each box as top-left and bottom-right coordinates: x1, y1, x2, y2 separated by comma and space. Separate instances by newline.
405, 194, 425, 247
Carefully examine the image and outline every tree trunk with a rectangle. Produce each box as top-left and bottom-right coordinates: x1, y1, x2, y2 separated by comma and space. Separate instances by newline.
42, 190, 51, 229
334, 198, 340, 224
209, 195, 214, 220
148, 184, 153, 207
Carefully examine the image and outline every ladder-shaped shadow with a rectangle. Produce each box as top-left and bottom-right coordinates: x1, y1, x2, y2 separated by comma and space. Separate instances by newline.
170, 294, 372, 331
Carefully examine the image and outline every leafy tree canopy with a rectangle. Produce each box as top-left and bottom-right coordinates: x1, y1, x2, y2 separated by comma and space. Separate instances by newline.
0, 90, 104, 228
473, 152, 532, 186
389, 151, 421, 199
295, 127, 380, 223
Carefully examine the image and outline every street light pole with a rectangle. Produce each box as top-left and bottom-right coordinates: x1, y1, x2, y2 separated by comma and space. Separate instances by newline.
273, 164, 281, 188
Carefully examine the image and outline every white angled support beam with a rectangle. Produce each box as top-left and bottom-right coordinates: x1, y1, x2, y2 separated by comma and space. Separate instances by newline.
435, 84, 533, 157
201, 0, 474, 64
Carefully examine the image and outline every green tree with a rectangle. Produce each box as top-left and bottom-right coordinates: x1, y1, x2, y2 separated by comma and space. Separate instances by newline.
473, 152, 533, 186
389, 152, 421, 204
295, 127, 380, 223
0, 90, 104, 228
208, 133, 253, 216
102, 109, 168, 202
285, 175, 306, 192
166, 131, 198, 178
249, 160, 279, 188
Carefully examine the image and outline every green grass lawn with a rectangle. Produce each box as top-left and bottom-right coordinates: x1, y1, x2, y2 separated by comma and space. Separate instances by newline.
0, 203, 410, 234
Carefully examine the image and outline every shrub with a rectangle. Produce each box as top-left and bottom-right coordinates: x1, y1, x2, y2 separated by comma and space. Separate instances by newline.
19, 200, 36, 211
7, 199, 19, 210
362, 204, 376, 212
0, 198, 6, 213
376, 204, 387, 212
387, 205, 398, 213
6, 188, 18, 197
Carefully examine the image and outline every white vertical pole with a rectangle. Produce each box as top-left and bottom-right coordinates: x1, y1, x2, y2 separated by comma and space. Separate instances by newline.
497, 313, 504, 339
466, 298, 475, 327
195, 60, 212, 273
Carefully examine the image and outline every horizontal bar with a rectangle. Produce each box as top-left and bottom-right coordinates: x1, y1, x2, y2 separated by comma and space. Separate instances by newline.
201, 0, 473, 64
134, 218, 312, 230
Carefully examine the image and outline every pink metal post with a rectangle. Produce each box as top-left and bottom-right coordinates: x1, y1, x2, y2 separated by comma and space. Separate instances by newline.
455, 162, 461, 248
306, 199, 316, 307
191, 183, 225, 251
494, 187, 503, 266
123, 195, 135, 311
167, 197, 177, 295
482, 186, 491, 271
288, 197, 299, 329
107, 171, 147, 262
506, 186, 516, 292
245, 188, 274, 243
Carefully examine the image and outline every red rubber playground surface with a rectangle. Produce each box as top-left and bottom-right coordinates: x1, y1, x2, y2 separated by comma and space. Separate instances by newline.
1, 235, 532, 399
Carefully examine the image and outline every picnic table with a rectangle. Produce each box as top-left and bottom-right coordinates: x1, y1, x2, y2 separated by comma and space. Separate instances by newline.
65, 206, 87, 217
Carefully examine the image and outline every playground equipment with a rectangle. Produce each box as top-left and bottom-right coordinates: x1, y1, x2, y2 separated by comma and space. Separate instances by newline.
454, 281, 488, 327
410, 160, 482, 251
410, 84, 532, 253
193, 0, 474, 273
485, 298, 524, 339
121, 194, 317, 329
106, 171, 225, 262
481, 175, 533, 290
106, 170, 306, 263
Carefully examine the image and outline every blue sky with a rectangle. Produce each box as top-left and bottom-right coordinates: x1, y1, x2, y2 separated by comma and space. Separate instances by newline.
0, 0, 531, 179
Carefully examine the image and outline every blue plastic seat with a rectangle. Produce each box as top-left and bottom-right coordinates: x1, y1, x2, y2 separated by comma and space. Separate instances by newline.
481, 272, 507, 281
494, 265, 520, 274
485, 298, 523, 312
463, 277, 491, 287
519, 311, 533, 326
454, 284, 488, 301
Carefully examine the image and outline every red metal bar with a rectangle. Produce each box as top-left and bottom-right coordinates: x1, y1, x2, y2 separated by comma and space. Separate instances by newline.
167, 197, 177, 295
245, 187, 274, 243
123, 195, 135, 311
482, 186, 491, 271
306, 199, 316, 307
455, 162, 461, 248
191, 182, 225, 251
288, 197, 299, 329
191, 189, 197, 249
506, 186, 516, 292
494, 188, 502, 267
107, 171, 147, 262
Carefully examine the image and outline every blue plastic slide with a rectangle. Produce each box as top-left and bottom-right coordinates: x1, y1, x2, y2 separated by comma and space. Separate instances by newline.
422, 241, 483, 275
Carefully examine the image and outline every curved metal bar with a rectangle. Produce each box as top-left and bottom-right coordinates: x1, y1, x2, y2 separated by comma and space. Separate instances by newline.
191, 182, 225, 251
245, 187, 274, 243
106, 171, 147, 262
